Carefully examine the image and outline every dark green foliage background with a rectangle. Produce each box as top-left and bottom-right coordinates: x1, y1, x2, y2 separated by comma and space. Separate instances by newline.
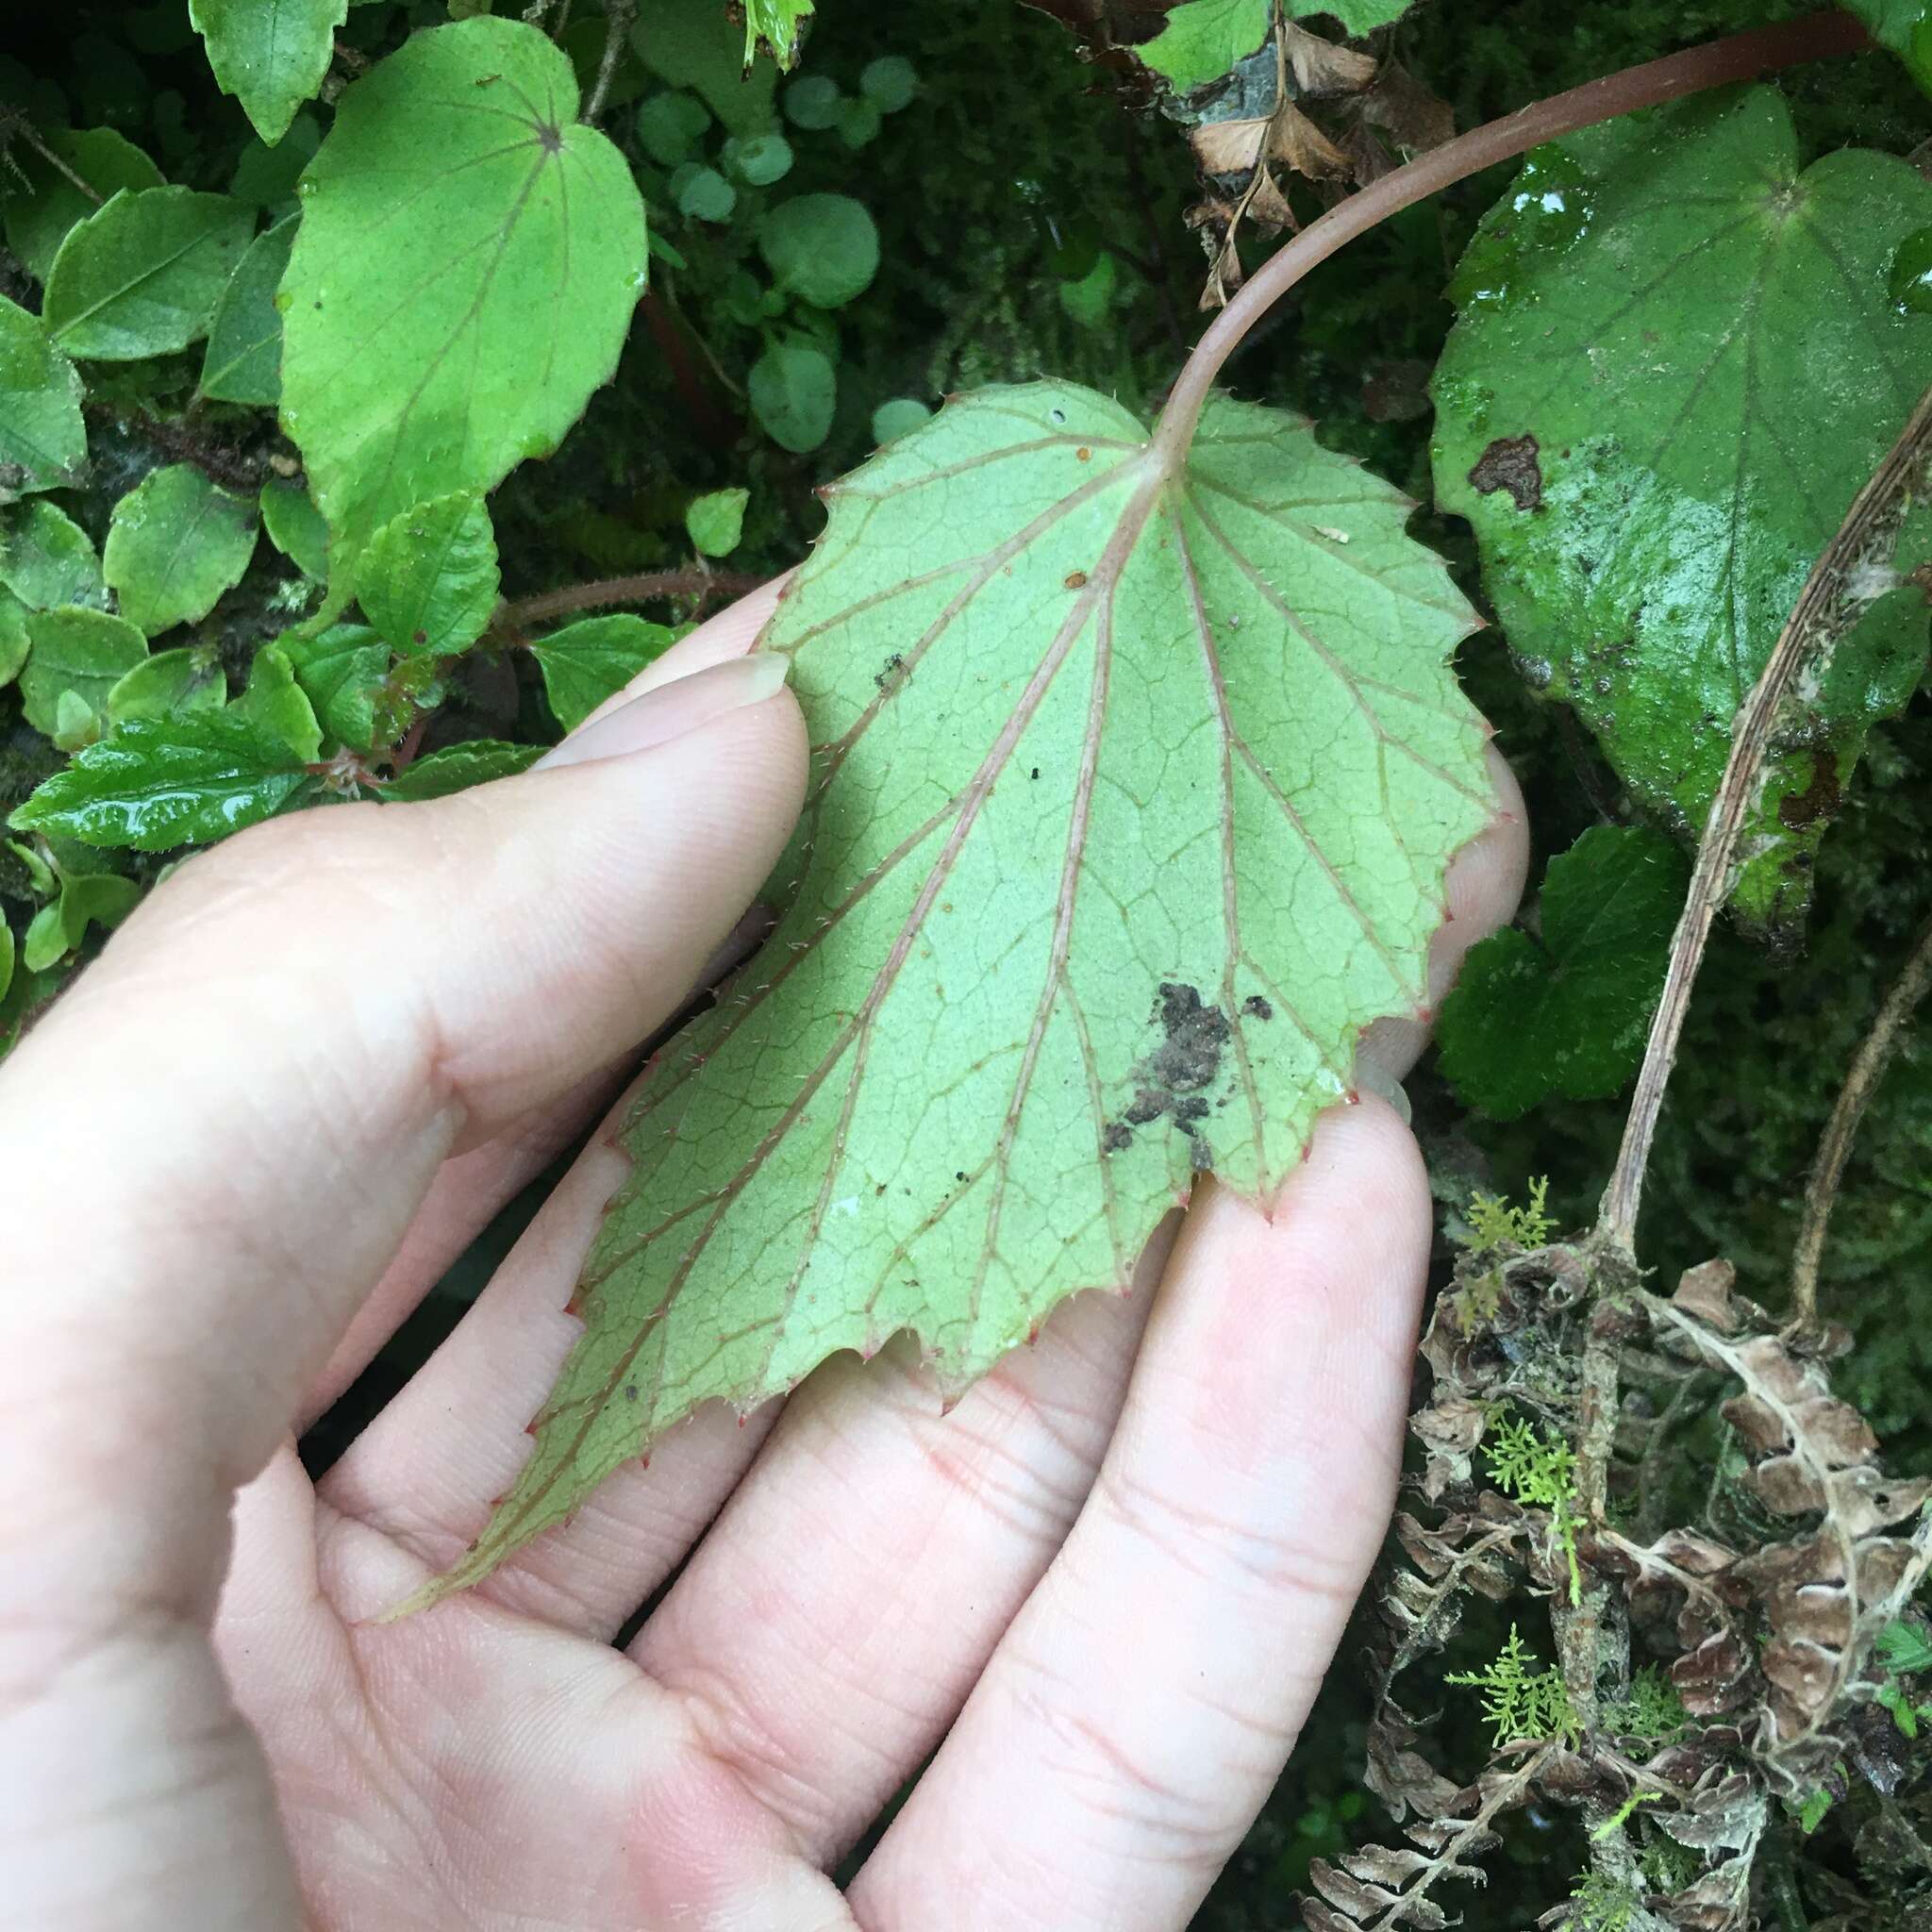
6, 0, 1932, 1924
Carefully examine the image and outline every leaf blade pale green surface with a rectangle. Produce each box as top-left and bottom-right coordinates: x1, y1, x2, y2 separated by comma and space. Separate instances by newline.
278, 17, 649, 577
431, 378, 1495, 1599
18, 607, 149, 739
102, 464, 259, 634
527, 614, 675, 729
356, 491, 499, 657
0, 297, 88, 498
1431, 90, 1932, 936
42, 187, 255, 361
1140, 0, 1271, 92
189, 0, 349, 144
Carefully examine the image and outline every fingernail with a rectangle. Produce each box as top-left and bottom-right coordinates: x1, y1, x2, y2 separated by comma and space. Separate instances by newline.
537, 653, 791, 771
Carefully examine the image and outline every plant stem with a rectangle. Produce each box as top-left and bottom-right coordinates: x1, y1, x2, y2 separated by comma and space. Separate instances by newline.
498, 569, 765, 633
1153, 10, 1866, 463
1788, 908, 1932, 1328
585, 0, 636, 122
8, 117, 104, 204
1599, 383, 1932, 1256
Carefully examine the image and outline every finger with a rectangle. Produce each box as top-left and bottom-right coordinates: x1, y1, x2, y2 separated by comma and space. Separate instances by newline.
294, 582, 791, 1423
849, 1097, 1430, 1932
0, 646, 807, 1629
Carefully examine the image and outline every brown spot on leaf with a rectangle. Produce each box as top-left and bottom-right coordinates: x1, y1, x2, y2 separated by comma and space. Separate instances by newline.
1065, 570, 1090, 590
1776, 752, 1840, 829
1241, 993, 1274, 1021
1467, 435, 1543, 512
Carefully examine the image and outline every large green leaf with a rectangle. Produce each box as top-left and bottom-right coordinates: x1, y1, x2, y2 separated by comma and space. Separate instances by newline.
0, 298, 88, 499
435, 379, 1495, 1595
200, 214, 298, 406
278, 18, 648, 578
9, 711, 316, 852
0, 127, 165, 285
102, 464, 259, 634
1844, 1, 1932, 96
189, 0, 349, 144
1432, 90, 1932, 936
42, 187, 255, 361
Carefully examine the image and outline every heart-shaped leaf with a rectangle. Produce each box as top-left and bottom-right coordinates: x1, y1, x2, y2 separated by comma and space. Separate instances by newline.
278, 17, 648, 579
428, 378, 1495, 1598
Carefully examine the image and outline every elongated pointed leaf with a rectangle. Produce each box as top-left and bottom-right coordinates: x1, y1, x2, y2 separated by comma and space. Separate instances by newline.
190, 0, 349, 144
200, 214, 297, 405
429, 379, 1495, 1598
1432, 90, 1932, 937
279, 18, 648, 578
0, 297, 88, 498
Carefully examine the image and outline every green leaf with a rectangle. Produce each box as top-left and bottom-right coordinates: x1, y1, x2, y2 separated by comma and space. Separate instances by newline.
872, 397, 931, 445
0, 127, 165, 285
42, 187, 256, 361
1318, 0, 1416, 31
1843, 1, 1932, 96
0, 501, 106, 611
21, 870, 140, 971
259, 477, 331, 581
189, 0, 349, 144
1437, 825, 1689, 1122
386, 739, 542, 801
18, 608, 149, 739
107, 645, 226, 724
1432, 90, 1932, 937
0, 592, 27, 688
859, 56, 917, 114
742, 0, 813, 67
527, 613, 675, 730
686, 487, 749, 557
276, 623, 390, 750
783, 75, 841, 131
102, 464, 259, 635
722, 130, 793, 186
1879, 1621, 1932, 1674
356, 491, 499, 657
437, 378, 1493, 1595
0, 918, 12, 1008
200, 214, 298, 406
9, 711, 315, 851
52, 687, 101, 752
635, 91, 713, 166
0, 297, 88, 498
278, 18, 648, 577
633, 0, 780, 131
758, 192, 878, 308
1139, 0, 1270, 92
242, 642, 325, 762
748, 336, 837, 453
231, 112, 324, 209
675, 165, 737, 224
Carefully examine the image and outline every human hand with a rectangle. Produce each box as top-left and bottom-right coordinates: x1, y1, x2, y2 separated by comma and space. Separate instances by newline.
0, 584, 1525, 1932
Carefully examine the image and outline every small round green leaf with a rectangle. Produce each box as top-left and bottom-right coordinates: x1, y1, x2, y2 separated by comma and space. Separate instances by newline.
783, 75, 841, 130
242, 642, 325, 762
723, 131, 793, 186
0, 502, 106, 611
834, 98, 881, 150
635, 91, 713, 166
747, 337, 837, 453
871, 397, 931, 445
107, 646, 226, 725
18, 607, 149, 738
758, 192, 878, 309
356, 491, 499, 658
686, 487, 749, 557
103, 464, 259, 635
859, 56, 917, 114
275, 623, 390, 752
675, 166, 738, 224
42, 187, 255, 361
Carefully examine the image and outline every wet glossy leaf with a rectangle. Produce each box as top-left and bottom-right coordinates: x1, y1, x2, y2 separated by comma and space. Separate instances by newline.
277, 623, 389, 750
433, 378, 1494, 1596
748, 336, 836, 453
355, 491, 499, 658
106, 645, 226, 724
0, 127, 165, 284
200, 214, 297, 406
1433, 90, 1932, 936
259, 477, 330, 580
527, 613, 675, 730
18, 608, 148, 738
1437, 825, 1689, 1121
386, 739, 541, 801
1845, 0, 1932, 96
758, 192, 878, 309
8, 710, 316, 851
189, 0, 348, 144
742, 0, 814, 67
0, 297, 88, 498
103, 464, 259, 634
279, 18, 648, 578
0, 503, 106, 611
42, 187, 255, 360
686, 487, 748, 557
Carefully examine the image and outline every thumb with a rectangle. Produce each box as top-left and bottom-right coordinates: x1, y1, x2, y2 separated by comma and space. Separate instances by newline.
0, 643, 805, 1612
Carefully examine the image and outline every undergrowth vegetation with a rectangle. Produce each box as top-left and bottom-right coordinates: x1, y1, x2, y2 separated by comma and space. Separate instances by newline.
7, 0, 1932, 1924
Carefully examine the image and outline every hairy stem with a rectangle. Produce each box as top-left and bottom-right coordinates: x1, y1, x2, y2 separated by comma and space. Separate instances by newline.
1789, 908, 1932, 1327
1600, 382, 1932, 1255
497, 569, 765, 633
8, 116, 104, 204
586, 0, 636, 122
1155, 12, 1866, 461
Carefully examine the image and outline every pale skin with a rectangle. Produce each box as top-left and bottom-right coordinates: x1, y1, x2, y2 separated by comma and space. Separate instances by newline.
0, 583, 1526, 1931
